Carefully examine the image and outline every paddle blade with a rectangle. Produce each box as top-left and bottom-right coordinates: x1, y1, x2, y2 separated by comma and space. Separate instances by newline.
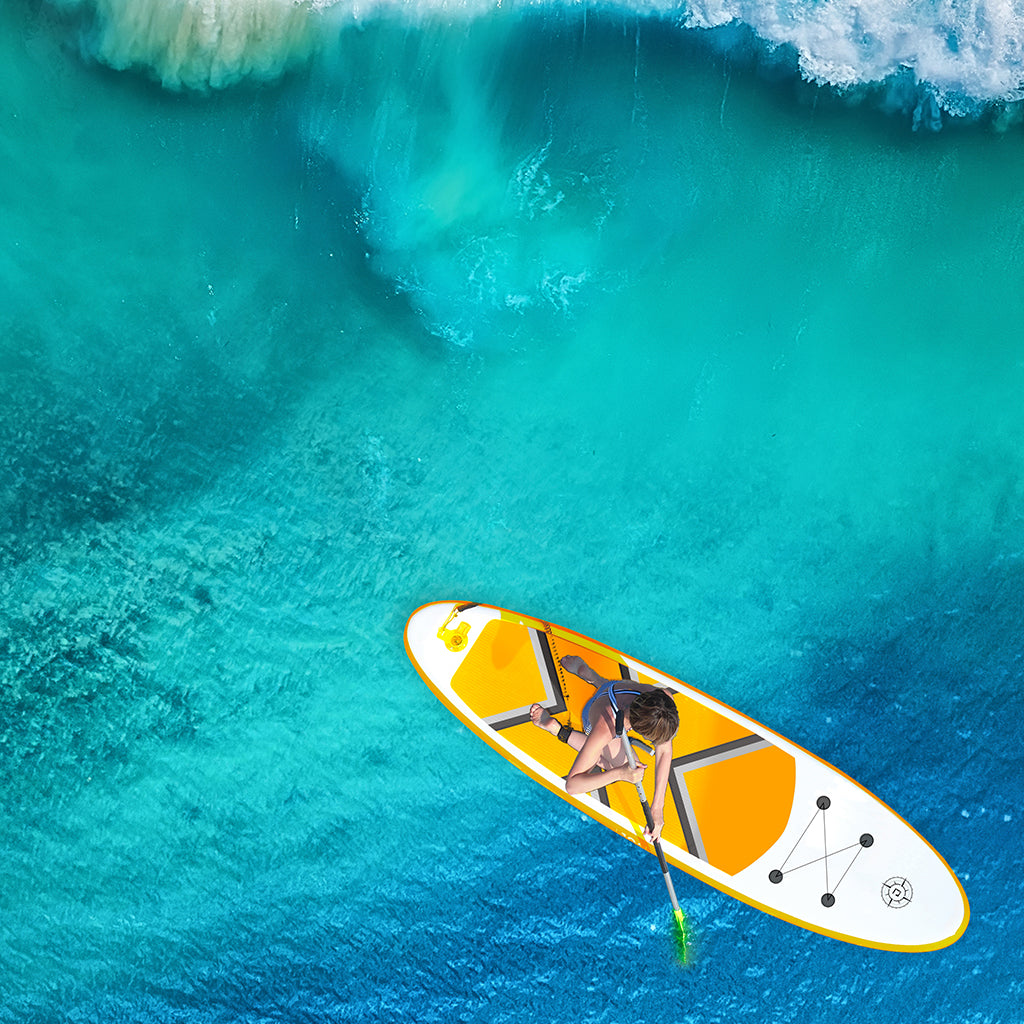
672, 908, 692, 966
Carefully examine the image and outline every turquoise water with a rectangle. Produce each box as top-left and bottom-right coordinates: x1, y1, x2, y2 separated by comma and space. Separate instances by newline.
3, 0, 1023, 1020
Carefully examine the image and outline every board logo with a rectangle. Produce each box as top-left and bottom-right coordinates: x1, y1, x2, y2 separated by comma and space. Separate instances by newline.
881, 876, 913, 909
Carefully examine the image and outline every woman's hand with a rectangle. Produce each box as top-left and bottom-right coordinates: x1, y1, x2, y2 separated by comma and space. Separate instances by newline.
643, 809, 665, 843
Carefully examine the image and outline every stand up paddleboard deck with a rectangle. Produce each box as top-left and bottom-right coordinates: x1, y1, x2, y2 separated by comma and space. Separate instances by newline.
405, 601, 969, 952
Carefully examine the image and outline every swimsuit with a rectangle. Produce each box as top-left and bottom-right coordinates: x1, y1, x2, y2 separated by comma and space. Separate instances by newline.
581, 679, 642, 735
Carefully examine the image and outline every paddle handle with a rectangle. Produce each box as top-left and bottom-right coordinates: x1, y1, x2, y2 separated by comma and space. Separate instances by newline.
622, 729, 684, 917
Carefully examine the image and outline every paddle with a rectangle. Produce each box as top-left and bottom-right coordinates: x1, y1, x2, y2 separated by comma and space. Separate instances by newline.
621, 721, 690, 962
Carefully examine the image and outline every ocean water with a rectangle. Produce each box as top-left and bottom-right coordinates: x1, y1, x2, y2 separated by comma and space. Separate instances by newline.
2, 0, 1023, 1021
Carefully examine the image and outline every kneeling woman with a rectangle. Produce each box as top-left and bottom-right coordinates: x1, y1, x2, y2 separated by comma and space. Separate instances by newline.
530, 655, 679, 842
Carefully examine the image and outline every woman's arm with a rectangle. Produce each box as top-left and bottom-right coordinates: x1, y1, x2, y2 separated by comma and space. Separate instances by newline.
564, 720, 645, 796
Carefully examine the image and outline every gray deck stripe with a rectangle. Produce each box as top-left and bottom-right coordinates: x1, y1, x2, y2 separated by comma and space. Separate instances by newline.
670, 771, 707, 861
668, 735, 772, 859
487, 628, 566, 730
673, 735, 772, 773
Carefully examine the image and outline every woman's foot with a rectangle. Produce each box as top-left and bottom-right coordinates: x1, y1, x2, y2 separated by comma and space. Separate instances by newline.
530, 703, 561, 736
560, 655, 601, 684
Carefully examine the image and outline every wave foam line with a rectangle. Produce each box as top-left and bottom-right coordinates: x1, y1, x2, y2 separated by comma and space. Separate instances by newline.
45, 0, 1024, 115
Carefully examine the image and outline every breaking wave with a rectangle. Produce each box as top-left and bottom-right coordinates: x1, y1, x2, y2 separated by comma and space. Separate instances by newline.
46, 0, 1024, 120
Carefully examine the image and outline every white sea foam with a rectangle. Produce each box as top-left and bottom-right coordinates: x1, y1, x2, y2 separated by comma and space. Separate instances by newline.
667, 0, 1024, 112
46, 0, 1024, 111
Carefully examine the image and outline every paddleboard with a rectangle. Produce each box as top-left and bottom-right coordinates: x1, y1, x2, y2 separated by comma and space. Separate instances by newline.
404, 600, 969, 952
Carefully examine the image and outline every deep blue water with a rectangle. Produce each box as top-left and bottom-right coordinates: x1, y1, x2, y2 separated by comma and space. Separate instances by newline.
2, 1, 1023, 1021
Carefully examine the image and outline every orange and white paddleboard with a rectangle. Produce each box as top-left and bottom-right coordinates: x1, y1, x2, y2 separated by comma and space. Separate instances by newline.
405, 600, 969, 952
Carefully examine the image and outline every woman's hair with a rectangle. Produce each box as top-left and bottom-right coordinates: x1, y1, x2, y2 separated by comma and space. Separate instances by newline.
628, 690, 679, 745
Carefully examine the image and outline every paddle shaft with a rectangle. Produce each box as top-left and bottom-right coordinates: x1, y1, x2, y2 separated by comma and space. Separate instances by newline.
622, 729, 684, 920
